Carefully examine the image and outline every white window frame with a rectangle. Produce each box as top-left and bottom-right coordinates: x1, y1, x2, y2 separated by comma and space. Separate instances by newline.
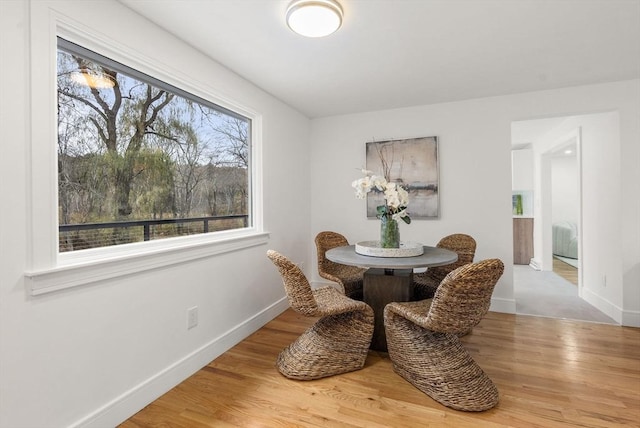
24, 4, 266, 295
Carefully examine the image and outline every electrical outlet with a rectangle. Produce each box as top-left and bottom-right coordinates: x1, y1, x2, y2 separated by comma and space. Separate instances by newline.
187, 306, 198, 329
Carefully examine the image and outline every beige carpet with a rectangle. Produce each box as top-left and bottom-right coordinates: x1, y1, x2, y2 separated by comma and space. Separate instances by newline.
513, 265, 616, 324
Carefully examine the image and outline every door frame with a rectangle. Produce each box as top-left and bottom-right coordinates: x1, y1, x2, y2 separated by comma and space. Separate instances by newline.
539, 127, 583, 294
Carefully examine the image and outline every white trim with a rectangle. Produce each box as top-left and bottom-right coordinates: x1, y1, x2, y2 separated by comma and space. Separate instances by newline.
621, 309, 640, 328
27, 3, 265, 294
55, 17, 254, 123
68, 298, 289, 428
529, 258, 542, 271
581, 286, 624, 325
489, 297, 517, 314
538, 127, 582, 274
574, 129, 584, 295
26, 231, 270, 295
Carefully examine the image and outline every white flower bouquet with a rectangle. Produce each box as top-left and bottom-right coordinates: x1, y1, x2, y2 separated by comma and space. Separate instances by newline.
352, 169, 411, 224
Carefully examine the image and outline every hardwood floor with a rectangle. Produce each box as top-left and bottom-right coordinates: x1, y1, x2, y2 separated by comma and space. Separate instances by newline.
121, 309, 640, 427
553, 258, 579, 286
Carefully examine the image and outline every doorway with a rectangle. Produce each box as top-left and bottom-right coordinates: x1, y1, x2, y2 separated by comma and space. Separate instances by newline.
544, 131, 581, 291
511, 116, 615, 324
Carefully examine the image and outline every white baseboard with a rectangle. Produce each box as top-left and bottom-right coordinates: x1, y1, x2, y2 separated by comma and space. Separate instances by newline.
621, 309, 640, 327
580, 288, 640, 327
529, 258, 542, 271
71, 298, 290, 428
581, 287, 624, 325
490, 297, 517, 314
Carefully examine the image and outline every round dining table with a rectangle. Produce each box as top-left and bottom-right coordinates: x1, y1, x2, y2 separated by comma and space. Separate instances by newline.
325, 245, 458, 271
326, 245, 458, 352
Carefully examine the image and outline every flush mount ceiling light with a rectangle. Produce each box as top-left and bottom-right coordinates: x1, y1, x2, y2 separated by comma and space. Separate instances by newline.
286, 0, 343, 38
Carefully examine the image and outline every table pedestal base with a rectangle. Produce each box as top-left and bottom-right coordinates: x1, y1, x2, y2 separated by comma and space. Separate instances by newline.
364, 268, 414, 352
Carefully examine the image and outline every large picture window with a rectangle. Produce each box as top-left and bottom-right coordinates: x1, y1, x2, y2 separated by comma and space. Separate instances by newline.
56, 38, 251, 252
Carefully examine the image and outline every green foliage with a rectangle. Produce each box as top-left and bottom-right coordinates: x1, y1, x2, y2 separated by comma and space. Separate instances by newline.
56, 46, 251, 251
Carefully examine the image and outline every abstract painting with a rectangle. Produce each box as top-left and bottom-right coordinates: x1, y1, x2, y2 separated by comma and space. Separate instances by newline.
365, 136, 439, 219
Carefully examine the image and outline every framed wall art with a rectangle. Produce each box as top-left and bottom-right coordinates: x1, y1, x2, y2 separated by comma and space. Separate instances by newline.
366, 136, 439, 219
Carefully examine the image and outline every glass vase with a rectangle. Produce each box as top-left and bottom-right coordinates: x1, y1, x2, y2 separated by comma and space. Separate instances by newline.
379, 216, 400, 248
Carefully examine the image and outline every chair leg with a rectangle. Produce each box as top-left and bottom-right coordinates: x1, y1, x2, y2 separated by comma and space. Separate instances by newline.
385, 310, 498, 411
277, 308, 374, 380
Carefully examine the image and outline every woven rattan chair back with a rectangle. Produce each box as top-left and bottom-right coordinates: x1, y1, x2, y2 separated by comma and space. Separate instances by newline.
413, 233, 477, 300
315, 231, 348, 279
315, 231, 365, 299
426, 258, 504, 335
267, 249, 374, 380
384, 258, 505, 411
267, 250, 318, 316
427, 233, 477, 284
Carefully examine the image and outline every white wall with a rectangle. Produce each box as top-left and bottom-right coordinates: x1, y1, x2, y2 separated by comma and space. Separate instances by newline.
308, 101, 516, 312
512, 148, 534, 191
530, 112, 626, 322
2, 1, 639, 427
551, 155, 579, 225
511, 148, 535, 216
0, 1, 310, 427
308, 81, 640, 327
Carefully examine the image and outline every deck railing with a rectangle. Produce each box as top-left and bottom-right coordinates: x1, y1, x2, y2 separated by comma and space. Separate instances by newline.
59, 215, 249, 252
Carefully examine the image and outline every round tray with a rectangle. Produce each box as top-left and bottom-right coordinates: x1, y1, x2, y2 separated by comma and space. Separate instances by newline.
355, 241, 424, 257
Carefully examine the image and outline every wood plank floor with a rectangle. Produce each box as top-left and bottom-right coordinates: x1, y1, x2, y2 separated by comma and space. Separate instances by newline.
553, 258, 579, 286
121, 309, 640, 427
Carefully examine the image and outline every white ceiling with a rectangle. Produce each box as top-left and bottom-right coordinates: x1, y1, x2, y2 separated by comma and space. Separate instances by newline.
119, 0, 640, 119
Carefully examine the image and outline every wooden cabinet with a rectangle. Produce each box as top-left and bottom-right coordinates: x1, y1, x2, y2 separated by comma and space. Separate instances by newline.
513, 218, 534, 265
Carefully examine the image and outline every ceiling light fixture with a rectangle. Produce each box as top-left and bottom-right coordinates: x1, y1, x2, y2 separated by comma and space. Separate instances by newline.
286, 0, 343, 38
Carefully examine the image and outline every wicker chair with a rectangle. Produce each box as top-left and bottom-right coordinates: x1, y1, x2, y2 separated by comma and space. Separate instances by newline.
384, 258, 504, 411
315, 231, 366, 300
413, 233, 476, 300
267, 250, 374, 380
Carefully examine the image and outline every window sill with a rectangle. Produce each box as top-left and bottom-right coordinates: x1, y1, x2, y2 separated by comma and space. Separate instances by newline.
25, 231, 270, 296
